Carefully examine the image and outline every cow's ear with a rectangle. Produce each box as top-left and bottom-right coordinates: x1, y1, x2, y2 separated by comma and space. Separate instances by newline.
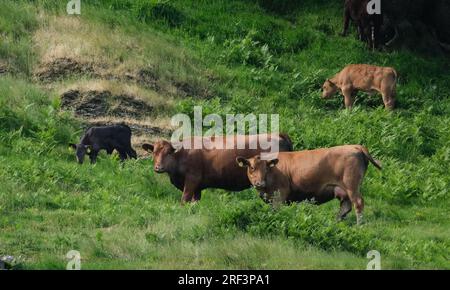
268, 158, 279, 168
142, 143, 154, 152
236, 157, 250, 168
69, 143, 77, 150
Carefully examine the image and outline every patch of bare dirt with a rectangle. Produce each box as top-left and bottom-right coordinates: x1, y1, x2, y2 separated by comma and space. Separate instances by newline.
35, 57, 96, 82
36, 56, 213, 99
136, 67, 160, 91
61, 89, 154, 119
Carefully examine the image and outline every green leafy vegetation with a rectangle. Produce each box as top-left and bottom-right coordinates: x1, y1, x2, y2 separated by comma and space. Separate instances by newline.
0, 0, 449, 269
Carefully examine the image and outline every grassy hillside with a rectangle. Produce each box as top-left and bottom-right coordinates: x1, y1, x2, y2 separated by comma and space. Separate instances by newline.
0, 0, 449, 269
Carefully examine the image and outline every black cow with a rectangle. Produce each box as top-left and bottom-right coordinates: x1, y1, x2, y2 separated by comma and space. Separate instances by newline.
342, 0, 383, 50
69, 124, 137, 164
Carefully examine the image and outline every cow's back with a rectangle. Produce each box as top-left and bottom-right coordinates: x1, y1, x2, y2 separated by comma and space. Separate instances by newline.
277, 145, 367, 192
175, 133, 292, 191
339, 64, 396, 90
82, 125, 131, 146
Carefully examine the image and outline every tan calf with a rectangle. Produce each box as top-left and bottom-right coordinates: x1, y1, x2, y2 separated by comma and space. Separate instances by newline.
322, 64, 397, 110
237, 145, 382, 225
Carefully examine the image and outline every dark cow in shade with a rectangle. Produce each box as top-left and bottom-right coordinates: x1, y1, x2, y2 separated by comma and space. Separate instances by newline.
70, 124, 137, 164
142, 134, 293, 203
342, 0, 383, 50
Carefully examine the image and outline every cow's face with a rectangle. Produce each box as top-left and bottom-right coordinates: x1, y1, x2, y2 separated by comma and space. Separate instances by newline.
322, 79, 338, 98
69, 143, 91, 164
142, 141, 177, 173
236, 155, 278, 191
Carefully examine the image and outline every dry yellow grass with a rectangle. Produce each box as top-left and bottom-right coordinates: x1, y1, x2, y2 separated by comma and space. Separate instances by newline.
33, 14, 208, 94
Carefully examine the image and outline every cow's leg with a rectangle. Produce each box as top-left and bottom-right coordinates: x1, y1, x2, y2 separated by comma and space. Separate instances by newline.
339, 198, 353, 221
332, 186, 353, 221
89, 150, 99, 164
373, 23, 381, 50
123, 139, 137, 159
342, 167, 365, 225
106, 147, 114, 155
342, 87, 354, 109
127, 147, 137, 159
381, 93, 394, 110
369, 26, 375, 51
118, 149, 128, 162
345, 188, 364, 225
182, 189, 194, 204
353, 194, 364, 225
389, 88, 396, 110
358, 24, 364, 41
381, 83, 395, 110
341, 9, 351, 36
277, 187, 292, 204
344, 186, 364, 225
192, 190, 202, 202
181, 176, 200, 204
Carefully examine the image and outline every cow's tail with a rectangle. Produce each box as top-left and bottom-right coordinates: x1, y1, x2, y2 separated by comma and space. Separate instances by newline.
392, 68, 398, 82
359, 146, 382, 170
279, 133, 294, 152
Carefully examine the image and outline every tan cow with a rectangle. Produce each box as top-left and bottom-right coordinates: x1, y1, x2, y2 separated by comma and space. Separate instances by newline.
322, 64, 397, 110
237, 145, 382, 224
142, 134, 293, 203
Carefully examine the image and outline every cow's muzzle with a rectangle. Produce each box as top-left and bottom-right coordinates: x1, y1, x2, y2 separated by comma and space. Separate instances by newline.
254, 181, 266, 189
154, 165, 165, 173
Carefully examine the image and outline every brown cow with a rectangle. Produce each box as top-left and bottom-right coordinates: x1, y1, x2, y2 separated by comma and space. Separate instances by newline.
142, 134, 293, 203
322, 64, 397, 110
236, 145, 382, 225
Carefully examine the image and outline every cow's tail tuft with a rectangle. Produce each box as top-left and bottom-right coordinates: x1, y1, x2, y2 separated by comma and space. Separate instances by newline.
359, 146, 382, 170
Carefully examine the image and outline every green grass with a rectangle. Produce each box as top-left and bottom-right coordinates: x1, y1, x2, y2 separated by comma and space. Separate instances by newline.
0, 0, 449, 269
0, 0, 37, 76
